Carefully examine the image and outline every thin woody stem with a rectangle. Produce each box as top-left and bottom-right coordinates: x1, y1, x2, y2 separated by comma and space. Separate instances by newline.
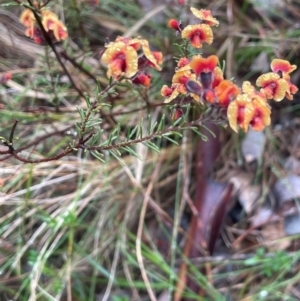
26, 0, 85, 99
87, 119, 206, 151
1, 120, 19, 153
9, 120, 19, 145
9, 133, 94, 164
0, 126, 73, 156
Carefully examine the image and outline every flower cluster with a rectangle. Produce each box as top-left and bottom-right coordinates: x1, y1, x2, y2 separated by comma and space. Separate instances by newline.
168, 8, 218, 48
20, 8, 68, 44
101, 36, 163, 86
256, 59, 298, 102
162, 7, 298, 133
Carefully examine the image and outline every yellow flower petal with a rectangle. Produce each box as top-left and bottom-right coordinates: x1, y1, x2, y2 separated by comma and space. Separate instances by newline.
181, 24, 213, 48
190, 7, 219, 26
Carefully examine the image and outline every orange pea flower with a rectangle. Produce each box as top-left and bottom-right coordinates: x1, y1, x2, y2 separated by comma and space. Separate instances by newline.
190, 55, 218, 89
162, 64, 201, 103
102, 36, 162, 82
101, 41, 138, 78
244, 83, 271, 130
20, 8, 68, 43
40, 10, 68, 41
250, 96, 271, 131
256, 72, 289, 102
20, 9, 40, 42
52, 20, 68, 41
172, 69, 196, 94
227, 94, 254, 132
177, 57, 190, 68
143, 50, 163, 71
270, 59, 299, 100
132, 72, 152, 86
20, 9, 35, 28
258, 59, 299, 101
190, 7, 219, 27
161, 62, 193, 103
215, 80, 240, 107
181, 24, 213, 48
41, 10, 58, 31
168, 19, 182, 32
227, 84, 271, 133
190, 55, 218, 76
25, 25, 45, 44
162, 6, 299, 133
115, 37, 163, 71
271, 59, 297, 76
131, 38, 163, 70
161, 85, 180, 103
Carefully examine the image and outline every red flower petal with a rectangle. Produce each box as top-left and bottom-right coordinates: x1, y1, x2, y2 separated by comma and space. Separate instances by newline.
168, 19, 181, 31
171, 107, 183, 120
0, 73, 12, 84
190, 55, 218, 77
215, 80, 240, 107
161, 85, 173, 97
203, 89, 216, 103
132, 73, 152, 86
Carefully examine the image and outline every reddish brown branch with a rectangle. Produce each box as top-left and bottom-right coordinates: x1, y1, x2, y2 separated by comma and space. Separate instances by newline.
8, 132, 93, 163
0, 126, 73, 157
178, 123, 233, 301
1, 117, 218, 164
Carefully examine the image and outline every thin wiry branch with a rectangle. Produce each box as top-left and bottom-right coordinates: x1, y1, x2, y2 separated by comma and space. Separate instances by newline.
26, 0, 85, 99
9, 133, 94, 163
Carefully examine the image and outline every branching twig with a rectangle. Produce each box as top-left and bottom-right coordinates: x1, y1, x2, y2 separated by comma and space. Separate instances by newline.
26, 0, 85, 99
2, 110, 224, 163
87, 119, 204, 151
0, 126, 73, 156
6, 132, 93, 164
7, 120, 19, 151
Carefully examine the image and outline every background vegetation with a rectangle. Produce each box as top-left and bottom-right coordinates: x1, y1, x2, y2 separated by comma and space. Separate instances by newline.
1, 0, 300, 300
